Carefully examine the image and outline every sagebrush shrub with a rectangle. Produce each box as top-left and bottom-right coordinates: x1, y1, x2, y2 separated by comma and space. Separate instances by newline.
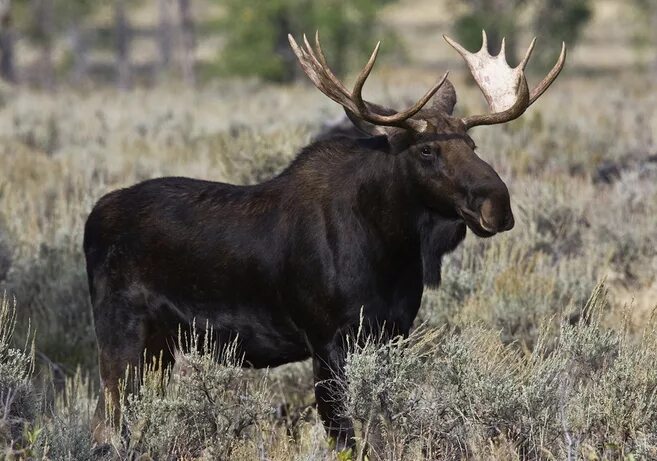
0, 293, 36, 451
119, 328, 275, 459
342, 283, 657, 460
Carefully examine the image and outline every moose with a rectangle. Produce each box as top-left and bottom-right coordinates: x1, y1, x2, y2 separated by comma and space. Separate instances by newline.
84, 31, 566, 448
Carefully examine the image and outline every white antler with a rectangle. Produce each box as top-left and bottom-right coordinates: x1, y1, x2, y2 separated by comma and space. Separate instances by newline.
444, 30, 566, 129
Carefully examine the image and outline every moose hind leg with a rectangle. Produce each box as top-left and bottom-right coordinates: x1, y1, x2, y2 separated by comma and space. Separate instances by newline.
91, 295, 147, 444
313, 340, 355, 451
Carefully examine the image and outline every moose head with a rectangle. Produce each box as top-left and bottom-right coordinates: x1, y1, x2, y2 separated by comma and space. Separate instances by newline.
289, 31, 566, 237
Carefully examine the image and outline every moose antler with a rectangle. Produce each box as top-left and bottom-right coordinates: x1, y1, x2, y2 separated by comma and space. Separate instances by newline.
289, 32, 449, 133
444, 31, 566, 129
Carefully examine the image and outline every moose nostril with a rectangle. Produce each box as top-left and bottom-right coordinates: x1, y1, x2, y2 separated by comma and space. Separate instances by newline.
479, 198, 514, 232
479, 199, 499, 230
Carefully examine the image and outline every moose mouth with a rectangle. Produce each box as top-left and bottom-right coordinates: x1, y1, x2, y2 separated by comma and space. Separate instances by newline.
457, 207, 497, 238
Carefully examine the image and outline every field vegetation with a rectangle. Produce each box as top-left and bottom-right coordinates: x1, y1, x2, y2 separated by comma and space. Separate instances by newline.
1, 0, 656, 459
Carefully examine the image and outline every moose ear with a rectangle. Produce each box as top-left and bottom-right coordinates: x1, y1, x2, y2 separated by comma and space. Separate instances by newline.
430, 78, 457, 115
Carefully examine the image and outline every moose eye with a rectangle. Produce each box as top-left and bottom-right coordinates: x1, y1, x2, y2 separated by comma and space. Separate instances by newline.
420, 146, 432, 158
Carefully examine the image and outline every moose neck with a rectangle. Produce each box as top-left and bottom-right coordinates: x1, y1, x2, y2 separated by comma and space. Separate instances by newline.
355, 148, 423, 241
279, 136, 466, 287
285, 137, 425, 247
319, 137, 466, 287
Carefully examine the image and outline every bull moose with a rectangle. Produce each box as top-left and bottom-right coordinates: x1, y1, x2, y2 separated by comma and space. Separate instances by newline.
84, 31, 566, 448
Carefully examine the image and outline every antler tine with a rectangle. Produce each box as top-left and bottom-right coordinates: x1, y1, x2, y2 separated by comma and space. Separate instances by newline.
352, 41, 381, 115
301, 34, 335, 90
288, 35, 322, 90
290, 32, 449, 133
312, 32, 388, 136
301, 34, 340, 93
301, 34, 344, 100
529, 42, 566, 105
518, 37, 536, 70
313, 31, 350, 97
443, 34, 471, 59
289, 34, 358, 113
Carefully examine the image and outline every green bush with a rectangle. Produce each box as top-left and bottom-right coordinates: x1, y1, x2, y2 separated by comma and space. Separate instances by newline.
218, 0, 398, 82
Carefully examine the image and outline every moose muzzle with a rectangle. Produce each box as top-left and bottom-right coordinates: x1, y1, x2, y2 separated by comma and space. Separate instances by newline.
457, 185, 514, 238
479, 196, 515, 234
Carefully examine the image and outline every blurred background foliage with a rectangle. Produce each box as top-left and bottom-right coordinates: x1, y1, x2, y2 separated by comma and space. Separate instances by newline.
448, 0, 592, 67
219, 0, 398, 82
0, 0, 654, 87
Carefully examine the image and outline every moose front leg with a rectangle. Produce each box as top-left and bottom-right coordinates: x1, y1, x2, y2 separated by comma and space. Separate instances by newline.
313, 340, 355, 451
